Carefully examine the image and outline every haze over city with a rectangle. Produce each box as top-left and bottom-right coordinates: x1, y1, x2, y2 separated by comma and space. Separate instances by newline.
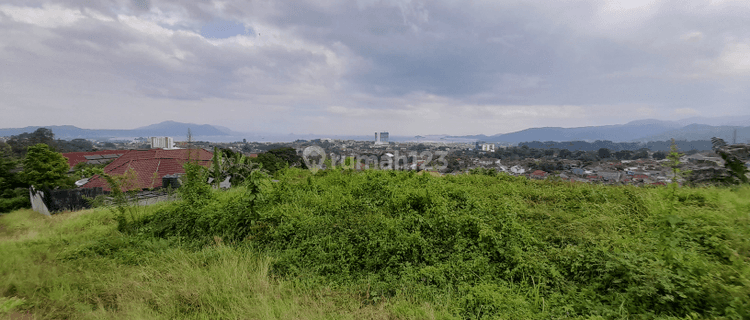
2, 0, 749, 135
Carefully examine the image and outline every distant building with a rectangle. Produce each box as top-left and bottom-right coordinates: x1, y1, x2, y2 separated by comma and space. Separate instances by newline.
481, 143, 495, 152
149, 137, 174, 149
530, 170, 547, 179
510, 165, 526, 174
375, 132, 389, 145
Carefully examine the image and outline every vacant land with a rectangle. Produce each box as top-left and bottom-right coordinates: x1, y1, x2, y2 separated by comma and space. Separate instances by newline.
2, 168, 750, 319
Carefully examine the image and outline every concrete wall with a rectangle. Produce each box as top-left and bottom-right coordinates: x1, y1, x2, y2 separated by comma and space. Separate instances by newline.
29, 187, 50, 216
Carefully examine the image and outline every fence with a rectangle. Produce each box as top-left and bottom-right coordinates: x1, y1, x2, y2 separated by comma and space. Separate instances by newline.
30, 186, 109, 215
30, 187, 181, 215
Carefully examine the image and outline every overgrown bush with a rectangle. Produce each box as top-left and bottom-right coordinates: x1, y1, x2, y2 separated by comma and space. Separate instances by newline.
124, 168, 750, 319
128, 162, 267, 244
0, 188, 29, 213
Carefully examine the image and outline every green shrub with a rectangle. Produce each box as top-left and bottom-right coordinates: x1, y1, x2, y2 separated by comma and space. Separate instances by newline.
0, 188, 30, 214
123, 168, 750, 319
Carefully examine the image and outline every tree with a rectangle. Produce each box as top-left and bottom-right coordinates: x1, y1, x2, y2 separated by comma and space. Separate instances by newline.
558, 149, 572, 159
56, 138, 94, 152
633, 149, 649, 160
614, 150, 633, 160
209, 147, 226, 187
7, 128, 56, 157
250, 147, 307, 175
20, 144, 73, 190
597, 148, 611, 159
253, 152, 285, 175
665, 138, 688, 184
266, 147, 307, 169
652, 151, 667, 160
0, 142, 19, 191
0, 142, 30, 213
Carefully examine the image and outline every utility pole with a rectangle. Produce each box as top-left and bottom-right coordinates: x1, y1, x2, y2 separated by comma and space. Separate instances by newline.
732, 129, 737, 145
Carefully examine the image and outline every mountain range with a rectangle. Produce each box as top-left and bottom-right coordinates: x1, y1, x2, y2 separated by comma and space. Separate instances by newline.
1, 117, 749, 143
450, 117, 750, 144
0, 121, 228, 140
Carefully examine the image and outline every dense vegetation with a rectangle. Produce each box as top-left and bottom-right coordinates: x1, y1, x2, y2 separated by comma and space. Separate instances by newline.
0, 143, 29, 213
2, 167, 750, 319
1, 128, 90, 213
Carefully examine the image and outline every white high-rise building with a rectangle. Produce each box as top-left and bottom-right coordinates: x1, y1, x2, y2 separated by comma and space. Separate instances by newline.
149, 137, 174, 149
375, 132, 389, 145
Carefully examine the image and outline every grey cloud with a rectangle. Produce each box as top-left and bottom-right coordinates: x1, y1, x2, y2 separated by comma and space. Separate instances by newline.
1, 9, 331, 101
3, 0, 750, 133
238, 0, 750, 113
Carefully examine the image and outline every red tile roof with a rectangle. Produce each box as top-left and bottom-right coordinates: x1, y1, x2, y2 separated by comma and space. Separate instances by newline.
82, 149, 213, 191
62, 150, 126, 168
531, 170, 547, 176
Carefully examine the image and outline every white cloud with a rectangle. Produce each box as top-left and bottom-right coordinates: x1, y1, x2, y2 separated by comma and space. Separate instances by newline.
680, 31, 703, 42
0, 4, 84, 28
143, 6, 192, 27
118, 14, 177, 38
715, 41, 750, 75
83, 8, 115, 22
691, 40, 750, 78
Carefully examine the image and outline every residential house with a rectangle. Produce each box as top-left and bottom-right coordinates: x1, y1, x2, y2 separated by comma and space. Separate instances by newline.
62, 150, 126, 168
82, 149, 213, 191
530, 170, 547, 179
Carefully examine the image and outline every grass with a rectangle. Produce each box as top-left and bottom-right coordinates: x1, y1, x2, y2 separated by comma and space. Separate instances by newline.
0, 206, 452, 319
2, 168, 750, 319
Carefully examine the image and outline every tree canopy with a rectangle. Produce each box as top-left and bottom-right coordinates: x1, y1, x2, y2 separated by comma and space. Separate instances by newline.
251, 147, 306, 175
20, 144, 73, 190
7, 128, 57, 157
0, 142, 20, 191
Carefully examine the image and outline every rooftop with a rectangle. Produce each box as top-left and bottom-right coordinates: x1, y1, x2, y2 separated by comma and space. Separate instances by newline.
83, 148, 213, 191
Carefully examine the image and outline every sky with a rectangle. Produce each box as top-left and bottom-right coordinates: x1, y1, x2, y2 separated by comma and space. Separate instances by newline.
1, 0, 749, 136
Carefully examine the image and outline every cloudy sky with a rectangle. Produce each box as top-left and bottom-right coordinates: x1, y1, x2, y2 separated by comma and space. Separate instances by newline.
1, 0, 749, 135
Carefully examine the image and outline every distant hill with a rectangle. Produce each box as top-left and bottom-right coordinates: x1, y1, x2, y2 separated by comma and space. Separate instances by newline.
3, 117, 749, 143
634, 124, 750, 143
0, 121, 229, 140
449, 118, 750, 144
452, 119, 683, 144
134, 121, 228, 137
675, 115, 750, 127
